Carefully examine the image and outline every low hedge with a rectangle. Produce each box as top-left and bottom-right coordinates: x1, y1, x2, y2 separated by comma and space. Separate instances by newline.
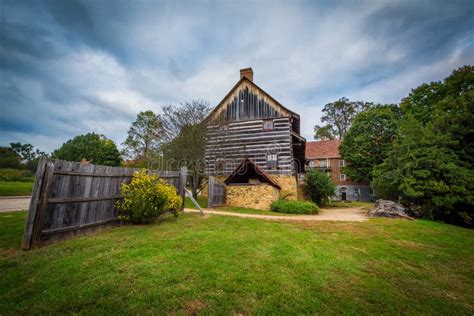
270, 200, 319, 215
0, 168, 34, 182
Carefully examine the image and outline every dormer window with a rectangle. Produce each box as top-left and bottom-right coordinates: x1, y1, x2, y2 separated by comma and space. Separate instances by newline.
263, 119, 274, 131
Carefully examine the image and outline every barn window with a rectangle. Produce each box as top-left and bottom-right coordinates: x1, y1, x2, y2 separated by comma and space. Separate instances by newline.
267, 154, 278, 169
216, 158, 225, 174
219, 124, 229, 134
263, 119, 274, 131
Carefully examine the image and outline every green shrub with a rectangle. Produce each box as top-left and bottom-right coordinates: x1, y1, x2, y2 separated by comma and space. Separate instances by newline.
270, 200, 319, 215
116, 170, 182, 224
0, 169, 34, 182
304, 170, 336, 206
0, 147, 21, 169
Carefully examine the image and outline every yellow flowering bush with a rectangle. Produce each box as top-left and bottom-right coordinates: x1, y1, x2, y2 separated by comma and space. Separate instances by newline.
116, 169, 182, 224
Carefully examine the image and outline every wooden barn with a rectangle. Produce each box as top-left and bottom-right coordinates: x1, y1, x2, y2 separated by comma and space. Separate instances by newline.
204, 67, 306, 210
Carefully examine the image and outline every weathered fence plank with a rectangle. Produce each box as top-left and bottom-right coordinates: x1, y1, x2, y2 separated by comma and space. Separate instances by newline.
21, 157, 47, 249
22, 160, 187, 250
179, 167, 187, 210
31, 160, 55, 248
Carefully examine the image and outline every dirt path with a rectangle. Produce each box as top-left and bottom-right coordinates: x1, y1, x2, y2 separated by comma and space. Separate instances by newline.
184, 207, 367, 222
0, 196, 31, 212
0, 197, 367, 222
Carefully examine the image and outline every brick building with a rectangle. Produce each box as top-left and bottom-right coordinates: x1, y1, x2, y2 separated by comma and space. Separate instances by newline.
305, 140, 372, 202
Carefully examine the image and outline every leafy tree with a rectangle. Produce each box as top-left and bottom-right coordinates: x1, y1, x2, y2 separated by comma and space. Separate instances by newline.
10, 143, 48, 171
122, 111, 162, 164
10, 143, 35, 161
52, 133, 121, 166
339, 104, 401, 183
314, 97, 372, 140
160, 100, 211, 198
304, 170, 336, 206
313, 125, 335, 141
0, 147, 21, 169
374, 65, 474, 226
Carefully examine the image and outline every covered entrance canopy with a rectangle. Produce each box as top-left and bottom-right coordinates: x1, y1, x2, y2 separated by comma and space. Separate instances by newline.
224, 158, 281, 189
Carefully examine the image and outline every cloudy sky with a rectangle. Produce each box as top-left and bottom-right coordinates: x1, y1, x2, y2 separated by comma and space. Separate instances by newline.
1, 0, 473, 152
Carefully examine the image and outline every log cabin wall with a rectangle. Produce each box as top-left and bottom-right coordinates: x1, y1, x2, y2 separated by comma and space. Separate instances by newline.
205, 117, 293, 175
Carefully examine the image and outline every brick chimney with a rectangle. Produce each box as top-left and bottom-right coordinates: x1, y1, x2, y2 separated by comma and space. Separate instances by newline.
240, 67, 253, 81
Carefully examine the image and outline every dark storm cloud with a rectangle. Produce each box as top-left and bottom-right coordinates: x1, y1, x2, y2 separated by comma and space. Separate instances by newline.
0, 0, 472, 152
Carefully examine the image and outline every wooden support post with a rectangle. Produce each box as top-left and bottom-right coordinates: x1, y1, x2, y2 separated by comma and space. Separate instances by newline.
22, 157, 47, 250
185, 188, 205, 215
179, 167, 188, 211
31, 160, 55, 249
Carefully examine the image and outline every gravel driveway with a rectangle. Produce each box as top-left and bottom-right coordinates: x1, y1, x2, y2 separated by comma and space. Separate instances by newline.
0, 196, 31, 212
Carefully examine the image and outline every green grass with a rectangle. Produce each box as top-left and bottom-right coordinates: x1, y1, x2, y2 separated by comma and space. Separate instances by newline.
184, 196, 207, 209
0, 181, 33, 196
216, 205, 296, 216
1, 211, 473, 314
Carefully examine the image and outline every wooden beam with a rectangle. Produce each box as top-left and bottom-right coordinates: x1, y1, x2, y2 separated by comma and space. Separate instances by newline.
47, 195, 123, 204
41, 218, 117, 235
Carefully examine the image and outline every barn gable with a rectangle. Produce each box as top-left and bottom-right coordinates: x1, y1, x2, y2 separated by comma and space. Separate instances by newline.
207, 68, 299, 125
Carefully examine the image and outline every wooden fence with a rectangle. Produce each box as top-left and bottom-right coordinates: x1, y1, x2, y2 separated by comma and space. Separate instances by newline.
207, 176, 226, 207
22, 158, 187, 250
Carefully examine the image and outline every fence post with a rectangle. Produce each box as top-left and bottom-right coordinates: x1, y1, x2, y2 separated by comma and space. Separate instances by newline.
21, 157, 47, 250
31, 160, 55, 249
179, 167, 188, 210
207, 176, 214, 208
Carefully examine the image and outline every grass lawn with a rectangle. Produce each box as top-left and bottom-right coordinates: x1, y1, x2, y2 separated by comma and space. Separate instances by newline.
0, 181, 33, 196
1, 211, 473, 314
184, 196, 207, 209
216, 205, 296, 216
185, 196, 295, 216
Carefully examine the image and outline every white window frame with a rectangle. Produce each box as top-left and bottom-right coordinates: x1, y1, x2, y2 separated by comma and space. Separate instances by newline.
339, 159, 345, 167
340, 173, 346, 181
263, 119, 274, 131
267, 154, 278, 169
319, 159, 326, 168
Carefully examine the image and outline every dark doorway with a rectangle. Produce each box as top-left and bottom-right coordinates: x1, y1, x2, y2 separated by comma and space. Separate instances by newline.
340, 187, 347, 201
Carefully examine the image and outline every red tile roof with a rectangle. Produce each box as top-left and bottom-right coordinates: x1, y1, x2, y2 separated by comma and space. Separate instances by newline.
305, 140, 341, 159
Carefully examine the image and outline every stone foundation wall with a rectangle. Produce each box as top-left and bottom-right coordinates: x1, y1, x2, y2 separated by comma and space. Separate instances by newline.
226, 184, 280, 210
202, 174, 299, 209
271, 175, 298, 200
